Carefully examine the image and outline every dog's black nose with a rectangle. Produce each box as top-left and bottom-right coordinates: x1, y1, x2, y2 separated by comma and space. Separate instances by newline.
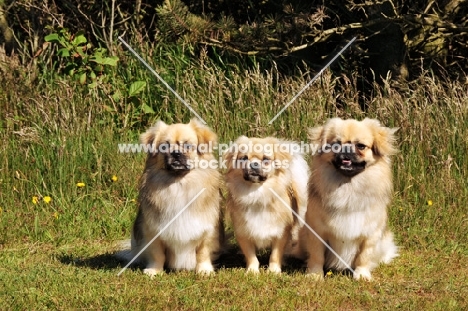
249, 161, 262, 174
250, 162, 260, 169
171, 151, 182, 159
339, 153, 352, 161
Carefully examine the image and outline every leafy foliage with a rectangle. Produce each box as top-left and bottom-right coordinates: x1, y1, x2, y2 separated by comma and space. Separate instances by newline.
44, 29, 119, 88
1, 0, 467, 83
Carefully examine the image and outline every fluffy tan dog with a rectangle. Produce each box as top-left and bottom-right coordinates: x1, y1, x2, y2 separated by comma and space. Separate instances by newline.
302, 117, 399, 280
224, 136, 309, 273
126, 118, 222, 276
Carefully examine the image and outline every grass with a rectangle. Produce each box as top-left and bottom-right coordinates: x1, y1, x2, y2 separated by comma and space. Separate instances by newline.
2, 242, 467, 309
1, 41, 467, 309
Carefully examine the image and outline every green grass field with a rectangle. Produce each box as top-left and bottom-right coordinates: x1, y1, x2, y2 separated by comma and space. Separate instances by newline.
1, 43, 467, 309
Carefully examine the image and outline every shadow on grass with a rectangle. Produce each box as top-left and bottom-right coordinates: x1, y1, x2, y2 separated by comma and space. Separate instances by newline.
57, 245, 307, 274
57, 252, 138, 271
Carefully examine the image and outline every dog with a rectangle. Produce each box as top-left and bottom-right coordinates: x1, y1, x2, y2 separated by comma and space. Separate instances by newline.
223, 136, 309, 273
301, 117, 399, 280
121, 118, 223, 276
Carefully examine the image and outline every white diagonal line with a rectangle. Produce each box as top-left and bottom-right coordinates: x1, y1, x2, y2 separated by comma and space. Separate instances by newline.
118, 36, 207, 124
268, 37, 357, 125
268, 188, 355, 273
117, 188, 206, 276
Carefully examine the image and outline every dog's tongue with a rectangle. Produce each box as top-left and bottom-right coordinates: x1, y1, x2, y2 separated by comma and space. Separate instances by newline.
342, 159, 352, 166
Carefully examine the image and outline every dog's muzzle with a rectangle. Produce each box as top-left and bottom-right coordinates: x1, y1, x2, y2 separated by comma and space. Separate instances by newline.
332, 152, 366, 177
165, 151, 191, 172
243, 162, 267, 183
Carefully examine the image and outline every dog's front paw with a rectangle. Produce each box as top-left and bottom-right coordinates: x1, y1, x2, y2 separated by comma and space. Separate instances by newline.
143, 268, 163, 277
196, 262, 215, 275
245, 259, 260, 274
353, 267, 372, 281
246, 266, 260, 274
267, 263, 282, 274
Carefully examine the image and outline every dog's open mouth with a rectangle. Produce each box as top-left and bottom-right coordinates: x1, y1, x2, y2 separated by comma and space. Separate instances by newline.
243, 171, 267, 183
165, 156, 191, 172
168, 162, 190, 171
332, 158, 366, 177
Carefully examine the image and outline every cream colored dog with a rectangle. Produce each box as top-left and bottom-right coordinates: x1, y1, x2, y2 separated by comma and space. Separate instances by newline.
224, 136, 309, 273
121, 118, 223, 276
302, 118, 399, 280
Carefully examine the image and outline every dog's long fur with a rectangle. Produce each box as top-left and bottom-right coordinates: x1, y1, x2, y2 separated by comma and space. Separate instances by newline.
119, 118, 222, 276
224, 136, 309, 273
301, 118, 399, 280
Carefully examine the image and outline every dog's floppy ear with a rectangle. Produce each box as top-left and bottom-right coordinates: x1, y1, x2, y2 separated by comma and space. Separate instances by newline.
265, 137, 291, 163
222, 143, 237, 171
140, 120, 168, 155
308, 126, 324, 146
308, 118, 344, 155
189, 118, 217, 154
362, 118, 399, 156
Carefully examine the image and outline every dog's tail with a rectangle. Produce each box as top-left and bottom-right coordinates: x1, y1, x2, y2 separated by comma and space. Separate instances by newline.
287, 142, 309, 221
283, 141, 310, 260
377, 231, 399, 264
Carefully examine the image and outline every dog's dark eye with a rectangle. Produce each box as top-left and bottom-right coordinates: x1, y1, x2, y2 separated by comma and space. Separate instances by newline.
159, 142, 170, 152
262, 156, 271, 164
356, 143, 367, 150
331, 143, 341, 151
183, 143, 196, 151
239, 155, 248, 161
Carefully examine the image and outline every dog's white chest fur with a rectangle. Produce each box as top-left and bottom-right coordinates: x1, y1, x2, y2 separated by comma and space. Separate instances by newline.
153, 182, 213, 243
245, 205, 285, 248
328, 211, 368, 241
237, 186, 286, 248
158, 209, 213, 243
323, 177, 386, 240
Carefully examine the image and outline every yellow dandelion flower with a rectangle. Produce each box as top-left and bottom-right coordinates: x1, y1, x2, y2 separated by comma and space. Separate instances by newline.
427, 200, 433, 206
76, 182, 86, 188
32, 196, 39, 204
53, 211, 59, 219
111, 175, 118, 182
399, 207, 403, 212
43, 196, 52, 204
326, 271, 333, 276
